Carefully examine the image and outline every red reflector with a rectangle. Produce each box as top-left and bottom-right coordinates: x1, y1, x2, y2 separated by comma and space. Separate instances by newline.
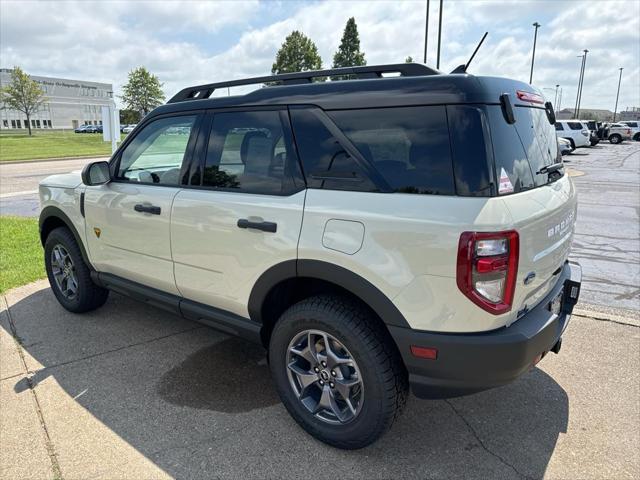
410, 345, 438, 360
516, 90, 544, 104
476, 256, 508, 273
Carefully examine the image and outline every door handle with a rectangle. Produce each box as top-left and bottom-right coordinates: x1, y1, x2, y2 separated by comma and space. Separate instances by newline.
237, 218, 277, 233
134, 204, 161, 215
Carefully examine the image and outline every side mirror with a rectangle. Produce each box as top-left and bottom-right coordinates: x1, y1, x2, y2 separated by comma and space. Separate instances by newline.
81, 161, 111, 186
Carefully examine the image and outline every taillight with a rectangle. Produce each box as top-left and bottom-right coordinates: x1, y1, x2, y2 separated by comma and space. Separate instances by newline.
456, 231, 519, 314
516, 90, 544, 104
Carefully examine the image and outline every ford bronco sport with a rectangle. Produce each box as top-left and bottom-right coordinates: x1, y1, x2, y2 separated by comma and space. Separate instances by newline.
39, 64, 582, 449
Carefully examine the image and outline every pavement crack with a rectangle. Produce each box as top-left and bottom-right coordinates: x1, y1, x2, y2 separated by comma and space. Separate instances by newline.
36, 325, 206, 374
444, 399, 534, 480
3, 294, 64, 480
573, 313, 639, 328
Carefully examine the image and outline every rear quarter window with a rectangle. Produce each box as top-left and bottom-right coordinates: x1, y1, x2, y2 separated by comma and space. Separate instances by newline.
327, 106, 455, 195
568, 122, 584, 130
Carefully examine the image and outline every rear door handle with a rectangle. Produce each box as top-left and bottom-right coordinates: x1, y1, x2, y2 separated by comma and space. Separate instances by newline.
134, 204, 161, 215
237, 218, 277, 233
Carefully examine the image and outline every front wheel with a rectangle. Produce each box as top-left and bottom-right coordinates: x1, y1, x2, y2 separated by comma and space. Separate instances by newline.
609, 134, 622, 144
44, 227, 109, 313
269, 295, 408, 449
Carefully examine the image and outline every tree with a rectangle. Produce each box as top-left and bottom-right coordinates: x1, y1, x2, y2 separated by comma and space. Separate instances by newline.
405, 56, 414, 63
271, 31, 322, 75
120, 67, 165, 117
332, 17, 366, 69
119, 108, 140, 125
0, 67, 45, 136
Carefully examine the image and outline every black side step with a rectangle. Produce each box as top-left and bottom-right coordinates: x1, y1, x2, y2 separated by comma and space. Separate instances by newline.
91, 272, 262, 344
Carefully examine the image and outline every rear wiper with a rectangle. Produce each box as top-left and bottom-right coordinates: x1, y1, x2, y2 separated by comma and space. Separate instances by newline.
536, 162, 564, 175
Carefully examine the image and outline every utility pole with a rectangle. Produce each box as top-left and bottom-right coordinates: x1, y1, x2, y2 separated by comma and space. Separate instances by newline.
576, 49, 588, 118
529, 22, 540, 84
613, 67, 623, 122
554, 84, 559, 111
436, 0, 443, 69
557, 87, 563, 111
423, 0, 430, 63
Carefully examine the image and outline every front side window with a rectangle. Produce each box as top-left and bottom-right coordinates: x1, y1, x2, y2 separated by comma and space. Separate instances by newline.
116, 115, 197, 185
202, 110, 297, 194
327, 106, 455, 195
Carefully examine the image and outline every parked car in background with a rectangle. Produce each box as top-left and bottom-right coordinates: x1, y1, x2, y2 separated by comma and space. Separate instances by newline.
39, 64, 582, 449
555, 120, 590, 148
74, 125, 90, 133
122, 124, 136, 133
620, 121, 640, 141
558, 137, 573, 155
583, 120, 600, 146
607, 123, 632, 144
96, 125, 103, 134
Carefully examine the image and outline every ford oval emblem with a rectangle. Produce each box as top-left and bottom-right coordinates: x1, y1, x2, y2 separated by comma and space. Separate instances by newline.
524, 272, 536, 285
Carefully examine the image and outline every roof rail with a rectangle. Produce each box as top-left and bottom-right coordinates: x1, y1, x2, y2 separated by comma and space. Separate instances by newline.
167, 63, 439, 103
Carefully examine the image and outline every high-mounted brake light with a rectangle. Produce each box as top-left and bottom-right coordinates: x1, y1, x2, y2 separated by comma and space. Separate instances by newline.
456, 231, 519, 314
516, 90, 544, 104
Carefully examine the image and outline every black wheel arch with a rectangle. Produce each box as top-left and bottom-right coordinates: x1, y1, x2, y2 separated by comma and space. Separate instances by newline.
249, 259, 411, 345
39, 206, 92, 268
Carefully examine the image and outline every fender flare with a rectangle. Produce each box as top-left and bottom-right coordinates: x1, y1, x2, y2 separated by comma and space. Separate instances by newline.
248, 259, 411, 329
39, 206, 92, 267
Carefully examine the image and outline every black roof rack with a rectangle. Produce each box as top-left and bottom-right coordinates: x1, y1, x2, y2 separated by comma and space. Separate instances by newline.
167, 63, 439, 104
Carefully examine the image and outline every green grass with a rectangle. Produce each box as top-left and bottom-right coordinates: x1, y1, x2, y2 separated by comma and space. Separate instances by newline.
0, 130, 126, 162
0, 216, 45, 293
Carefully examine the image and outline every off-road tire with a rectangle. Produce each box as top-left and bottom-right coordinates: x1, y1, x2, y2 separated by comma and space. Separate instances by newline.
609, 134, 622, 144
269, 295, 408, 449
44, 227, 109, 313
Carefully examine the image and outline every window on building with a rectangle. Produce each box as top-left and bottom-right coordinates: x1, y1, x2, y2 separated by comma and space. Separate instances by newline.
3, 120, 8, 128
36, 120, 41, 128
47, 120, 52, 127
23, 120, 29, 128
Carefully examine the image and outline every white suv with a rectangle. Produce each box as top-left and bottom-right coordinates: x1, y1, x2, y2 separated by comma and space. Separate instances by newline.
620, 121, 640, 141
555, 120, 590, 148
38, 64, 582, 449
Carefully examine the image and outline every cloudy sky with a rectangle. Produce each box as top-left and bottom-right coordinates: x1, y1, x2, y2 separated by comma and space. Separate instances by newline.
1, 0, 638, 111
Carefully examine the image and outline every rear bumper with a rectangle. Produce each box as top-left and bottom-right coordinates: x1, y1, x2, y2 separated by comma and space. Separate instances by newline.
389, 261, 582, 399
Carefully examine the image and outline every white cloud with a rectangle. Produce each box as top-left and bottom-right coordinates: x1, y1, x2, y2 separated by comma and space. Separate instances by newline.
1, 0, 638, 111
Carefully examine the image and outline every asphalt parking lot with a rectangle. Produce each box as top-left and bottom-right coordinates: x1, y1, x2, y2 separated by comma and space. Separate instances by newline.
1, 142, 639, 479
1, 281, 638, 479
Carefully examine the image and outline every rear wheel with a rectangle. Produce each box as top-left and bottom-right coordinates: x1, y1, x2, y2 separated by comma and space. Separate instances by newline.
565, 138, 576, 150
44, 227, 109, 313
609, 134, 622, 144
633, 132, 640, 141
269, 295, 408, 449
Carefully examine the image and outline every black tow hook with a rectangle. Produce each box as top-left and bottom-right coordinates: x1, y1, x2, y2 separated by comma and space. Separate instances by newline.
551, 338, 562, 354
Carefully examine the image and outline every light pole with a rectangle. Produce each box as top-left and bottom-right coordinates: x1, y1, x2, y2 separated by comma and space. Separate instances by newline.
529, 22, 541, 84
613, 67, 623, 122
576, 49, 588, 118
554, 84, 560, 110
436, 0, 443, 69
423, 0, 430, 64
574, 53, 586, 117
557, 87, 563, 111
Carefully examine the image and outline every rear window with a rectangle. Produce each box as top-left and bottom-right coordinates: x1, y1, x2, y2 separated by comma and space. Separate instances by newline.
486, 106, 560, 194
327, 106, 455, 195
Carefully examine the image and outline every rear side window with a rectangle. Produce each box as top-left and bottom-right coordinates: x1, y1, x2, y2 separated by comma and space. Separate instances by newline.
203, 110, 297, 195
327, 106, 455, 195
567, 122, 583, 130
289, 109, 375, 192
555, 122, 564, 131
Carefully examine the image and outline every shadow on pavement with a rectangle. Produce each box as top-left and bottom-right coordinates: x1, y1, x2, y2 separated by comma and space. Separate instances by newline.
4, 286, 569, 479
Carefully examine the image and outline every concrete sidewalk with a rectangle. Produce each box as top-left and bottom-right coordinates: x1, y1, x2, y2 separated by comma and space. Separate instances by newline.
1, 280, 639, 479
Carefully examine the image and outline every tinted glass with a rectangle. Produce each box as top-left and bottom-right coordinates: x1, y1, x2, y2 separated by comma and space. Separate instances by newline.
203, 110, 293, 194
117, 115, 196, 185
555, 122, 564, 131
327, 106, 455, 195
289, 109, 375, 192
568, 122, 583, 130
446, 105, 493, 196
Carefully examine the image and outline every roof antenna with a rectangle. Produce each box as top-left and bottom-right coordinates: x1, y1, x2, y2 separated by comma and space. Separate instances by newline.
451, 32, 488, 74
